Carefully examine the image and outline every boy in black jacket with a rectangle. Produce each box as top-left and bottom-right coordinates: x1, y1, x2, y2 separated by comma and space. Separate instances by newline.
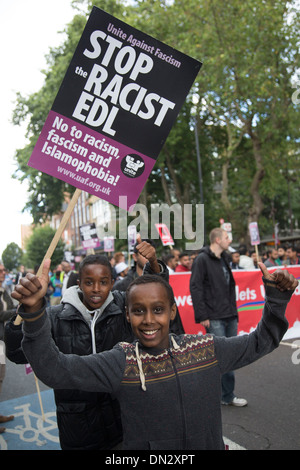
4, 237, 169, 450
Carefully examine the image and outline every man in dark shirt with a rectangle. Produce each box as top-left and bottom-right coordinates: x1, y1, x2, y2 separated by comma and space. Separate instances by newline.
190, 228, 247, 407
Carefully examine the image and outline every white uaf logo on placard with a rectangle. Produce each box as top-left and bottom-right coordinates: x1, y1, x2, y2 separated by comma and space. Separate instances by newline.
121, 154, 145, 178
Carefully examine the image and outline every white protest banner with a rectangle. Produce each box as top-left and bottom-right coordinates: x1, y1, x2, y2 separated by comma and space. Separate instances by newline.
27, 6, 201, 211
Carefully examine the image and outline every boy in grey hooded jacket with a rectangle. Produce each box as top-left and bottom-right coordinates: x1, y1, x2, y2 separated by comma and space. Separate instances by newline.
10, 260, 297, 450
5, 237, 172, 450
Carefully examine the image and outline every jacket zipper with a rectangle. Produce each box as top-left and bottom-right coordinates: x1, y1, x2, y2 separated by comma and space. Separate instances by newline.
168, 348, 187, 449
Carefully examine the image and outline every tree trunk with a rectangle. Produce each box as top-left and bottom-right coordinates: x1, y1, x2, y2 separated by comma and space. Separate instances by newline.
165, 151, 184, 207
247, 125, 265, 224
160, 166, 173, 206
221, 159, 231, 217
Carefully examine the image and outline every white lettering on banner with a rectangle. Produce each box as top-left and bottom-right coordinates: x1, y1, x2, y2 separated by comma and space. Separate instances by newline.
72, 31, 176, 135
83, 32, 153, 80
49, 116, 120, 158
235, 286, 257, 301
175, 295, 193, 307
176, 287, 258, 306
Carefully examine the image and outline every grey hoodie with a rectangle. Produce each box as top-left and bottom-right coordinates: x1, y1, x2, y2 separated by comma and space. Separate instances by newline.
62, 286, 115, 353
20, 281, 292, 450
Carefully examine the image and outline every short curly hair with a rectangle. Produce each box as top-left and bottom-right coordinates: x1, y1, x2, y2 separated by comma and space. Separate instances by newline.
125, 274, 175, 307
79, 255, 113, 280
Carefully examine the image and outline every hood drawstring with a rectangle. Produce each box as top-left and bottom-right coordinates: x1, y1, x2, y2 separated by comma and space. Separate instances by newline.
171, 335, 180, 350
135, 336, 180, 392
135, 342, 146, 391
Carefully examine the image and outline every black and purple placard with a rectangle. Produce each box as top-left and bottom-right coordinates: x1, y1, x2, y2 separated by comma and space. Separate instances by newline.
28, 7, 201, 210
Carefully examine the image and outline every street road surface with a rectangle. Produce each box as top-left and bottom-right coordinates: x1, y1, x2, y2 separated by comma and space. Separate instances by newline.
221, 338, 300, 450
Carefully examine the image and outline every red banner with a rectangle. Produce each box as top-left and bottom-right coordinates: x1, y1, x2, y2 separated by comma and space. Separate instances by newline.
169, 266, 300, 336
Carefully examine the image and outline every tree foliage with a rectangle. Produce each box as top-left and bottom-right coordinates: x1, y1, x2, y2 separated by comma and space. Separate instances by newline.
24, 226, 65, 269
12, 0, 300, 243
2, 243, 23, 272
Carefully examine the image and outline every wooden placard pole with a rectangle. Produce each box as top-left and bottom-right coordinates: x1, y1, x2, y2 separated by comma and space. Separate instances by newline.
255, 244, 260, 263
14, 188, 82, 325
34, 373, 45, 421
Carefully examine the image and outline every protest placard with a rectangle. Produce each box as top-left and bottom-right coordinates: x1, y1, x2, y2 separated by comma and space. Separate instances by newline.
249, 221, 261, 261
28, 6, 201, 211
249, 222, 260, 245
79, 222, 101, 250
104, 236, 114, 252
128, 225, 137, 254
15, 7, 201, 326
155, 223, 174, 246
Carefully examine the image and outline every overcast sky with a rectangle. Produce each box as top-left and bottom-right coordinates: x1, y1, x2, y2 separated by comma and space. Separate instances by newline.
0, 0, 80, 258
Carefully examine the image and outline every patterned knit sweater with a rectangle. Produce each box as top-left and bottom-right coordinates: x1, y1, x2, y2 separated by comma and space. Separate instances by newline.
20, 282, 292, 450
